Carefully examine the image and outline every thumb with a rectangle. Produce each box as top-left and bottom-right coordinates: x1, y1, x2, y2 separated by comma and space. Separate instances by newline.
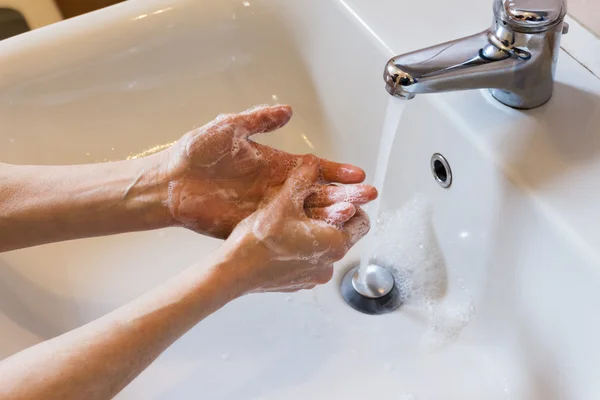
232, 105, 293, 138
279, 155, 320, 210
342, 208, 371, 246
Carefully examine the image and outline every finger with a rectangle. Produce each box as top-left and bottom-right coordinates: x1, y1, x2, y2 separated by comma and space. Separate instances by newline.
319, 160, 367, 184
305, 184, 378, 208
342, 208, 371, 246
278, 155, 320, 210
306, 202, 356, 226
231, 105, 293, 138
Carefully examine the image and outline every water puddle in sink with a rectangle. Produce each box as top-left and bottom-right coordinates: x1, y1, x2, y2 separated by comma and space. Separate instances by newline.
357, 97, 406, 282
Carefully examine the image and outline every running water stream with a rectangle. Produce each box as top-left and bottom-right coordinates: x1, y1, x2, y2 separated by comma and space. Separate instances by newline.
357, 97, 407, 283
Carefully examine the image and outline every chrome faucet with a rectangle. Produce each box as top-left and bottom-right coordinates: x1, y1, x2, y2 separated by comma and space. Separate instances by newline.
384, 0, 569, 109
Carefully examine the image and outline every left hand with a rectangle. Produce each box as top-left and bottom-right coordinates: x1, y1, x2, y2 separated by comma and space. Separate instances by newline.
219, 155, 371, 295
161, 105, 377, 238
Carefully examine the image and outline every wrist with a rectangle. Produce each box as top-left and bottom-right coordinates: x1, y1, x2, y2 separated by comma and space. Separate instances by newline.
124, 152, 175, 230
207, 235, 270, 298
186, 251, 251, 303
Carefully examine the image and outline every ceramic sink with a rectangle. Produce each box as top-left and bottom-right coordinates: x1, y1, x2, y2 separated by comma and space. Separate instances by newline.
1, 0, 600, 398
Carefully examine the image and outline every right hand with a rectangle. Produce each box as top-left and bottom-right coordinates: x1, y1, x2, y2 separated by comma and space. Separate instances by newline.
220, 155, 371, 295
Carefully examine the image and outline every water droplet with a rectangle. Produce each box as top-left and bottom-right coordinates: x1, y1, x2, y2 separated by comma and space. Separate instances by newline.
285, 296, 294, 303
221, 353, 231, 362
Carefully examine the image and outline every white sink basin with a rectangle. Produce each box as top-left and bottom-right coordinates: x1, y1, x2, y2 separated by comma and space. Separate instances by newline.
2, 0, 600, 398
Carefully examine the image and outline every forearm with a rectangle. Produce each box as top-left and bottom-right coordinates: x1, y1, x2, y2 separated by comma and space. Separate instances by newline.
0, 154, 172, 252
0, 249, 243, 400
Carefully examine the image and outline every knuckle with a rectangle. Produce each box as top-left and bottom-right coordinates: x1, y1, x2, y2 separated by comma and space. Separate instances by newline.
318, 266, 334, 283
304, 154, 318, 164
331, 248, 347, 262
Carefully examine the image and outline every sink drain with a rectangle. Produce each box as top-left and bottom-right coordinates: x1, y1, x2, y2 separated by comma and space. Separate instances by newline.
341, 262, 402, 315
431, 153, 452, 188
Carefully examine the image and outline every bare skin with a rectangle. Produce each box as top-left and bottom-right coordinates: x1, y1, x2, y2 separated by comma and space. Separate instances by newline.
0, 158, 370, 400
0, 105, 376, 398
163, 104, 376, 236
0, 105, 377, 252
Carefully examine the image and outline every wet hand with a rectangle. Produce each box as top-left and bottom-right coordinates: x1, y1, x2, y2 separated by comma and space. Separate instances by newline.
220, 156, 371, 295
163, 105, 377, 238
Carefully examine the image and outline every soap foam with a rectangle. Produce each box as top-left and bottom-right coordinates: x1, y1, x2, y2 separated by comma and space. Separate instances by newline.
373, 194, 475, 349
373, 194, 447, 305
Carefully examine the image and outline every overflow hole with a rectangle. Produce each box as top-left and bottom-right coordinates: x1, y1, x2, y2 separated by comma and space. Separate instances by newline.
431, 153, 452, 188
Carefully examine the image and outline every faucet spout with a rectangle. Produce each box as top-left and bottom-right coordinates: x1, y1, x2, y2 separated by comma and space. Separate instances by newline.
383, 0, 568, 109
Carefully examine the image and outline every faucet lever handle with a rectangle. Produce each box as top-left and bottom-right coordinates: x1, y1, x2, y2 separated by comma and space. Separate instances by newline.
494, 0, 567, 32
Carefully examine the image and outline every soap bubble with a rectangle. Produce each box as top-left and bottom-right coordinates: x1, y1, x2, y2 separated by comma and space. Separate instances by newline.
373, 194, 447, 305
372, 194, 475, 348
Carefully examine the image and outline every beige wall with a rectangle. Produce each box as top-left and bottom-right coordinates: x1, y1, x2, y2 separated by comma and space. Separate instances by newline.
52, 1, 599, 35
569, 0, 600, 37
54, 0, 125, 19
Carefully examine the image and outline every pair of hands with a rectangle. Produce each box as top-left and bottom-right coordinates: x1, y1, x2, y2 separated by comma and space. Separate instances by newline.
161, 105, 376, 295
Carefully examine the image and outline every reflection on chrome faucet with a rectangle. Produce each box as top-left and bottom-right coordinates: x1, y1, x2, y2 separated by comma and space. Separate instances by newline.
383, 0, 569, 109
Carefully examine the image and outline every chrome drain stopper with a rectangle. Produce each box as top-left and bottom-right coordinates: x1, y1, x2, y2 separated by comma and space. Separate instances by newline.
341, 262, 402, 315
